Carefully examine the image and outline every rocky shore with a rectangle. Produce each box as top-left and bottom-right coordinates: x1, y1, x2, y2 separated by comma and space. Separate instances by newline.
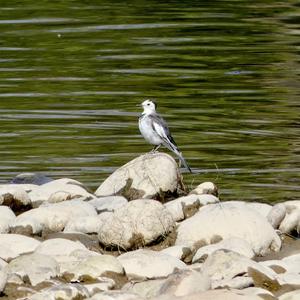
0, 152, 300, 300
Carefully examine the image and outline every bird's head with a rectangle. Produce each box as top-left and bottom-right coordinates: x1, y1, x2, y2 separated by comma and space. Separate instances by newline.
140, 99, 157, 114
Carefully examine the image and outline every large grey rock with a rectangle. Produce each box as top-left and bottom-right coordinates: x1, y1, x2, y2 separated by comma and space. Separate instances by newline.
95, 153, 182, 200
98, 199, 175, 249
28, 178, 94, 206
0, 234, 40, 261
118, 249, 186, 280
175, 202, 281, 256
88, 196, 128, 213
0, 206, 15, 233
7, 253, 59, 285
10, 199, 97, 235
11, 173, 53, 185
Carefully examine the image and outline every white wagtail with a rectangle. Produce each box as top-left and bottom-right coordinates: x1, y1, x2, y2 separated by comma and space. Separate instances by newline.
138, 99, 192, 173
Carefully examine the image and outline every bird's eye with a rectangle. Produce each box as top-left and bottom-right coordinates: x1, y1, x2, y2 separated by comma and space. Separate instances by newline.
147, 103, 150, 106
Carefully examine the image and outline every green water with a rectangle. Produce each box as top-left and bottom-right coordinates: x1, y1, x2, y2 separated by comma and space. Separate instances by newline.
0, 0, 300, 203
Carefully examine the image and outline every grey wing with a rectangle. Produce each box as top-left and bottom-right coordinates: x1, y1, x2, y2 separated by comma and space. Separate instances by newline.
149, 114, 178, 150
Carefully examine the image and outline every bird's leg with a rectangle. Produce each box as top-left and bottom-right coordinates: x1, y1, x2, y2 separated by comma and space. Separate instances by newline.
150, 144, 161, 153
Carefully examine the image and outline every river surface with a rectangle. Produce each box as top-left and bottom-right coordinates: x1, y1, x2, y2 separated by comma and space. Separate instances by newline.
0, 0, 300, 203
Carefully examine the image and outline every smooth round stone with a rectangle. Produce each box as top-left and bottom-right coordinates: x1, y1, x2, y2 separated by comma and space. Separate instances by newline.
11, 199, 97, 235
118, 249, 186, 280
65, 255, 124, 281
98, 199, 175, 250
88, 196, 128, 213
0, 206, 15, 233
64, 215, 104, 234
189, 182, 218, 196
192, 237, 255, 263
279, 289, 300, 300
267, 203, 286, 229
201, 249, 275, 289
28, 178, 94, 206
88, 290, 143, 300
7, 253, 59, 286
175, 202, 281, 256
0, 185, 31, 207
27, 283, 90, 300
95, 153, 181, 200
164, 194, 219, 222
0, 268, 7, 293
0, 234, 40, 261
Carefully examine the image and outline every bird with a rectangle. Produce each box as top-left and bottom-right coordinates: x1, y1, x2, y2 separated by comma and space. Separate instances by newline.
138, 99, 192, 173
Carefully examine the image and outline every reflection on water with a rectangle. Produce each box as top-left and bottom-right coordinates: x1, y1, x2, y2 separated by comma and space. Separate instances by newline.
0, 0, 300, 203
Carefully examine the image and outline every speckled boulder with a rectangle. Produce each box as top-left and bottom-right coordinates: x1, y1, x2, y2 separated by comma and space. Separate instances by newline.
98, 199, 175, 249
95, 153, 182, 200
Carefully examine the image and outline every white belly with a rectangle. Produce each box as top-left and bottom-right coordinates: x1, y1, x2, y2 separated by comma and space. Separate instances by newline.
139, 115, 162, 145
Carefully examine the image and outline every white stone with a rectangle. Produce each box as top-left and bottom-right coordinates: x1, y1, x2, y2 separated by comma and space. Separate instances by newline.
0, 185, 31, 206
98, 199, 175, 249
151, 289, 263, 300
192, 237, 255, 263
83, 279, 115, 294
125, 269, 210, 298
88, 290, 143, 300
282, 253, 300, 274
0, 268, 7, 292
214, 276, 253, 289
0, 234, 40, 261
28, 178, 94, 206
160, 245, 191, 261
267, 203, 286, 229
118, 249, 186, 279
7, 253, 59, 286
88, 196, 128, 213
28, 283, 90, 300
202, 250, 263, 288
65, 255, 124, 281
35, 238, 86, 256
95, 153, 181, 200
165, 194, 219, 222
189, 182, 218, 196
279, 289, 300, 300
157, 269, 211, 297
64, 215, 104, 234
175, 202, 281, 256
0, 206, 15, 233
241, 287, 275, 298
11, 199, 97, 235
